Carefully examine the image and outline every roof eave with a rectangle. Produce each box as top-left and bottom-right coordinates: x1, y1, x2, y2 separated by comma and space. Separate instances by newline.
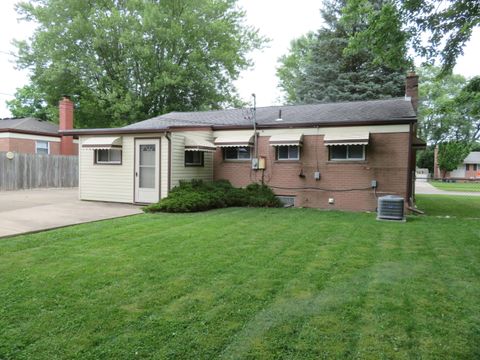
0, 128, 60, 137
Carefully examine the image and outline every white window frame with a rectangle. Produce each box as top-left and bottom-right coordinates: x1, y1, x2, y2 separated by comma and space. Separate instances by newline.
184, 151, 204, 167
35, 140, 50, 155
276, 145, 300, 160
95, 149, 122, 164
223, 146, 252, 160
329, 145, 366, 161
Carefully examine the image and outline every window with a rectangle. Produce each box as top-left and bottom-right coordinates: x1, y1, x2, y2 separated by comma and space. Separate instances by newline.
95, 149, 122, 164
223, 146, 251, 160
276, 146, 300, 160
185, 151, 204, 166
329, 145, 365, 161
36, 141, 49, 154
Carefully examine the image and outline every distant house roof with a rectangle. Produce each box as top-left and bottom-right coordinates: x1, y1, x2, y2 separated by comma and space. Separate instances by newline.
464, 152, 480, 164
61, 97, 417, 136
0, 117, 59, 136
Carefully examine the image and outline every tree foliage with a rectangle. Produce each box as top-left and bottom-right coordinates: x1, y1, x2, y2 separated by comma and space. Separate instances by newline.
277, 0, 411, 104
437, 141, 472, 178
417, 65, 468, 144
400, 0, 480, 74
8, 0, 264, 128
347, 0, 480, 75
417, 65, 480, 145
416, 146, 434, 173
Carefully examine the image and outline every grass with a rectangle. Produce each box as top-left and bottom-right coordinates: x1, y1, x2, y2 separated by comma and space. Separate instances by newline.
416, 194, 480, 218
430, 180, 480, 192
1, 196, 479, 359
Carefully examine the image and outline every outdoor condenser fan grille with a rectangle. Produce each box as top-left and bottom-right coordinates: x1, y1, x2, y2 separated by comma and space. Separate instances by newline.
377, 195, 405, 221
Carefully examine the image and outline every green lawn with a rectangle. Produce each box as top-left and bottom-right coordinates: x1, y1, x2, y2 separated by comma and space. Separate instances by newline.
416, 194, 480, 218
1, 197, 479, 359
430, 180, 480, 192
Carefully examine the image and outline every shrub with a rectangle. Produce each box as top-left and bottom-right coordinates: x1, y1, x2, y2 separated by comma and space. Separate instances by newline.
143, 180, 282, 213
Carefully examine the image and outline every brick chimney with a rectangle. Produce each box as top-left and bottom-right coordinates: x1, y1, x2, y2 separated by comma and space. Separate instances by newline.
59, 96, 75, 155
405, 71, 419, 113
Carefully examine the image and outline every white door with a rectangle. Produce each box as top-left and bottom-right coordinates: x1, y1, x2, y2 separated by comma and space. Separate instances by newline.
135, 139, 160, 203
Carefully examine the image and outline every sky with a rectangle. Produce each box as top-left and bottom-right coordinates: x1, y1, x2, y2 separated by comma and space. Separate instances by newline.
0, 0, 479, 117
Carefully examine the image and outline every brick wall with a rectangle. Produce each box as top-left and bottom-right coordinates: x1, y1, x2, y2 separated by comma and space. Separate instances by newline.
214, 133, 410, 211
0, 138, 78, 155
466, 165, 479, 178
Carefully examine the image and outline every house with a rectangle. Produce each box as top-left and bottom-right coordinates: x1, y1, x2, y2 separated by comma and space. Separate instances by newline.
0, 98, 77, 156
434, 150, 480, 179
62, 73, 424, 211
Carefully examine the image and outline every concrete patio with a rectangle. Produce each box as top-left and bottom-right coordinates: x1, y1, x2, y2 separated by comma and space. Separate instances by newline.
0, 188, 142, 238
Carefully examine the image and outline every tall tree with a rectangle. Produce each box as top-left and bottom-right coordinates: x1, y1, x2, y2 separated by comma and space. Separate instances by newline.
416, 65, 468, 145
454, 76, 480, 141
347, 0, 480, 74
8, 0, 264, 128
437, 141, 472, 178
277, 0, 411, 104
400, 0, 480, 74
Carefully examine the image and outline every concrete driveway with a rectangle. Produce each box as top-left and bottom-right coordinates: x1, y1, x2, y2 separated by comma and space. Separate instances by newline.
415, 180, 480, 196
0, 188, 142, 238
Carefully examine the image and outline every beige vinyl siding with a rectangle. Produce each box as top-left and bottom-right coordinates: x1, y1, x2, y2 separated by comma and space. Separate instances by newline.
79, 135, 134, 203
79, 134, 167, 203
170, 131, 214, 188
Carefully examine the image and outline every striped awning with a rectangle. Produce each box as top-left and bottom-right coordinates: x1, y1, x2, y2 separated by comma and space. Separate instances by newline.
269, 133, 303, 146
184, 136, 216, 152
82, 136, 122, 149
324, 132, 369, 146
214, 134, 253, 147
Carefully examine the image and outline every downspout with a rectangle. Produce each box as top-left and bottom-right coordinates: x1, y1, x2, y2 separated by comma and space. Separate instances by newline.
406, 121, 414, 207
166, 131, 172, 194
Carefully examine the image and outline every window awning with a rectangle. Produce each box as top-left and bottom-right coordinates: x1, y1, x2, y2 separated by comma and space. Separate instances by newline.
82, 136, 122, 150
323, 132, 369, 146
214, 134, 253, 147
269, 133, 303, 146
184, 136, 216, 152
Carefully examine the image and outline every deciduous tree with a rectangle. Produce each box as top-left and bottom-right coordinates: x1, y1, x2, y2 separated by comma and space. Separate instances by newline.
8, 0, 264, 128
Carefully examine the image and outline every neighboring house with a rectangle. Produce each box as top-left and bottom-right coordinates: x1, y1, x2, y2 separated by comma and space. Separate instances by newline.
0, 98, 78, 156
62, 73, 424, 211
434, 151, 480, 179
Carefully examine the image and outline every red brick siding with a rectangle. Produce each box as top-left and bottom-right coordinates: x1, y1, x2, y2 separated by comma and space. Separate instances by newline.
0, 138, 78, 155
465, 164, 479, 178
214, 133, 410, 211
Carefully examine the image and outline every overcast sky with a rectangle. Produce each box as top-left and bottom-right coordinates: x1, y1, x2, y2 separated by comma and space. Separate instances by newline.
0, 0, 479, 118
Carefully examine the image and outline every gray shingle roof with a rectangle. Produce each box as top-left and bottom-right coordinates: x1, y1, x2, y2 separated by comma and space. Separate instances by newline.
0, 117, 59, 135
464, 152, 480, 164
124, 98, 416, 130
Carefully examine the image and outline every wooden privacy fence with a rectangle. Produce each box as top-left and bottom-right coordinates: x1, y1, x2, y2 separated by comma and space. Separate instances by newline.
0, 152, 78, 191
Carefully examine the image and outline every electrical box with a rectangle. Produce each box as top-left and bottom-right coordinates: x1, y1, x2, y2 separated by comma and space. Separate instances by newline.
258, 156, 266, 170
314, 171, 321, 180
252, 157, 266, 170
371, 180, 378, 188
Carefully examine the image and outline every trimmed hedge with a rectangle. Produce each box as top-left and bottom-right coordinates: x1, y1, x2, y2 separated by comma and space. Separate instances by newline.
143, 180, 282, 213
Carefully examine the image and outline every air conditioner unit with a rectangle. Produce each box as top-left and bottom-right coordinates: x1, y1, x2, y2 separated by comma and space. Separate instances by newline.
377, 195, 405, 221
